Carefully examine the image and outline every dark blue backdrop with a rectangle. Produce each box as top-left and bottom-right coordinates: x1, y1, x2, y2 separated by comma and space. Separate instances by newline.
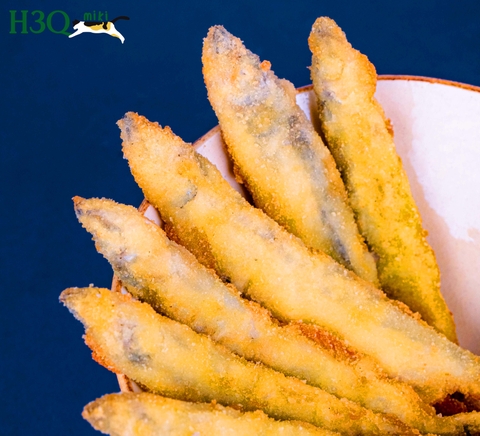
2, 1, 479, 434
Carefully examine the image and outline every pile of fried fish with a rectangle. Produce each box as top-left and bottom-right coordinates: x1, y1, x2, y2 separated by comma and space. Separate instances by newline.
61, 17, 480, 435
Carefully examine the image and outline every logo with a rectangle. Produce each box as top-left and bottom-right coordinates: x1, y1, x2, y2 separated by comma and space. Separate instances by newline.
9, 10, 130, 43
70, 15, 129, 43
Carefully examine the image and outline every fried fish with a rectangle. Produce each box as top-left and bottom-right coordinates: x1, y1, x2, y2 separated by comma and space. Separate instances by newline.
308, 17, 456, 343
119, 112, 480, 405
61, 287, 413, 435
83, 392, 340, 436
202, 26, 378, 285
74, 196, 454, 433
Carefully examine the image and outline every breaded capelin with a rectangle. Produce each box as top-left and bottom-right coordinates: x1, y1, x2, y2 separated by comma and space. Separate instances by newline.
451, 411, 480, 435
202, 26, 378, 285
83, 392, 339, 436
60, 287, 415, 435
74, 196, 456, 433
308, 17, 456, 343
119, 112, 480, 405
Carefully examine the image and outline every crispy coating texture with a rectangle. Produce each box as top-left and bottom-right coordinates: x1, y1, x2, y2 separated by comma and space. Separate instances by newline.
202, 26, 378, 285
83, 393, 339, 436
60, 287, 414, 435
450, 411, 480, 435
119, 112, 480, 404
74, 196, 455, 433
308, 17, 457, 343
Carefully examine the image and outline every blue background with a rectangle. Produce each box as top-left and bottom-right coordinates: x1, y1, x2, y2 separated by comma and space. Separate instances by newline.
1, 1, 479, 434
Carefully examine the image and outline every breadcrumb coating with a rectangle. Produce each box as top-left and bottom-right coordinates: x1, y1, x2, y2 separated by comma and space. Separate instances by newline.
202, 26, 378, 284
61, 286, 414, 435
119, 111, 480, 404
74, 196, 456, 433
308, 17, 457, 343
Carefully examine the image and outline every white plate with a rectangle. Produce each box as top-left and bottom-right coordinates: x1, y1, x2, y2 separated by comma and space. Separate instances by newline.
118, 76, 480, 392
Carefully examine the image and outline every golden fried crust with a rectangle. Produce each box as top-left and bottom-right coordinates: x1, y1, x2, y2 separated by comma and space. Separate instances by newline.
293, 321, 364, 365
73, 196, 460, 433
119, 112, 480, 404
61, 286, 417, 435
202, 26, 378, 285
83, 393, 340, 436
308, 17, 457, 343
449, 411, 480, 435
